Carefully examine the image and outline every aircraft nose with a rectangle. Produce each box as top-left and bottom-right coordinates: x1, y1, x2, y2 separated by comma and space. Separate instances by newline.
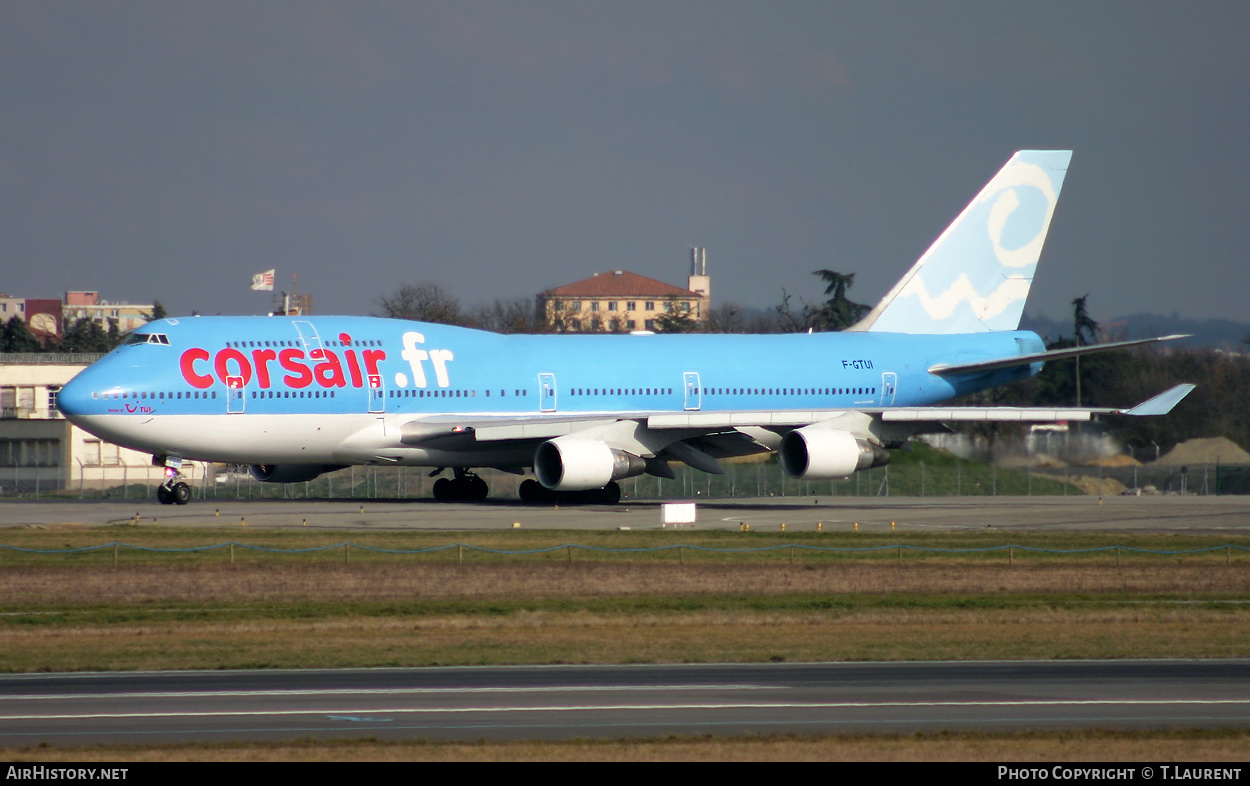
56, 367, 98, 422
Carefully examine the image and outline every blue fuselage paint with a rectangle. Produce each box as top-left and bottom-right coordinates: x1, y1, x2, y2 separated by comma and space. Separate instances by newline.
58, 316, 1042, 425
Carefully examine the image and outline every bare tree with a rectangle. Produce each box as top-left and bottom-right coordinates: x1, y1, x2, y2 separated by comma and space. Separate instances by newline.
377, 283, 468, 326
467, 298, 546, 334
774, 288, 817, 333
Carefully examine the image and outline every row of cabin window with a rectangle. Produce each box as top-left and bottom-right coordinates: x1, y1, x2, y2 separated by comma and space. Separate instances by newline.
252, 391, 339, 398
563, 386, 875, 397
224, 339, 383, 349
93, 391, 218, 400
389, 390, 530, 398
568, 387, 674, 396
699, 386, 878, 396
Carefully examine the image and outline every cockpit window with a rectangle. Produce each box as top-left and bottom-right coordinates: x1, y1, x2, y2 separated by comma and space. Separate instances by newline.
125, 333, 170, 346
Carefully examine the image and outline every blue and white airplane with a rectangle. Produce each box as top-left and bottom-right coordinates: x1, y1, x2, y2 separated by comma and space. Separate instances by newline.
57, 150, 1193, 505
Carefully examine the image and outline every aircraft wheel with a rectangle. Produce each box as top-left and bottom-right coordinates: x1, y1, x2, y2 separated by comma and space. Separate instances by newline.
598, 481, 622, 505
518, 479, 545, 503
432, 477, 452, 501
468, 476, 489, 501
156, 486, 172, 505
172, 482, 191, 505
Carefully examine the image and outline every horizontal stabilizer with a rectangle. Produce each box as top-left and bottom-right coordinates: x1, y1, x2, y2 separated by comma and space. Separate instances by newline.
882, 383, 1196, 422
928, 334, 1191, 375
1119, 384, 1196, 417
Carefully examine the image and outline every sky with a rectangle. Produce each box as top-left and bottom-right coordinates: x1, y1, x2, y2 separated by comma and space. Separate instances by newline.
2, 1, 1248, 326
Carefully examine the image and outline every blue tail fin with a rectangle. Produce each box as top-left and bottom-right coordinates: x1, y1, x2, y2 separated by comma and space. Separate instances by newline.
851, 150, 1072, 334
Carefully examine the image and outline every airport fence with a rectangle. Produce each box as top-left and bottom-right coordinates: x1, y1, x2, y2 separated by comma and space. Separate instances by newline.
5, 459, 1245, 501
4, 540, 1249, 564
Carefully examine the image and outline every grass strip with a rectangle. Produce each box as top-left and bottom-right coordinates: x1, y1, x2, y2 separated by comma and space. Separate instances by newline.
3, 729, 1249, 762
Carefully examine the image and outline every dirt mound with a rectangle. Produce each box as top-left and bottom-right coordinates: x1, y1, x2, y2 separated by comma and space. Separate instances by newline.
1067, 475, 1127, 496
997, 453, 1065, 469
1086, 454, 1141, 468
1152, 437, 1250, 466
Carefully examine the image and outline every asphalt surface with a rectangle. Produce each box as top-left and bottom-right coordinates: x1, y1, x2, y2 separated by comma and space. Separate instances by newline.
3, 495, 1248, 746
1, 661, 1247, 745
3, 494, 1250, 533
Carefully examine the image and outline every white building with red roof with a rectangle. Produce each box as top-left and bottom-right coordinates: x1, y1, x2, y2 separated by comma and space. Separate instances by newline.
537, 253, 710, 333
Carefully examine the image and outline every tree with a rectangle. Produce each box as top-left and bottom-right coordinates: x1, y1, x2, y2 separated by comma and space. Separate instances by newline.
376, 283, 469, 326
1072, 294, 1099, 346
1071, 294, 1100, 406
774, 288, 816, 332
652, 296, 699, 333
59, 318, 119, 353
812, 269, 870, 330
466, 298, 546, 334
0, 316, 41, 352
149, 300, 168, 321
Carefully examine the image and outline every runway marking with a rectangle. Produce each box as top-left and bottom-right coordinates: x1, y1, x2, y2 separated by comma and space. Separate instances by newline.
0, 685, 770, 702
2, 699, 1249, 721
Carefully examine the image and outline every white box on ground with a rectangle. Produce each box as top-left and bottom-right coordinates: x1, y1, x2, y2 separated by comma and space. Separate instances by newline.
661, 502, 696, 526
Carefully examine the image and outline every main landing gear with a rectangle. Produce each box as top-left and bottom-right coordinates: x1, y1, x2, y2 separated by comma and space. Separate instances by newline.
518, 479, 621, 505
156, 474, 192, 505
431, 468, 490, 501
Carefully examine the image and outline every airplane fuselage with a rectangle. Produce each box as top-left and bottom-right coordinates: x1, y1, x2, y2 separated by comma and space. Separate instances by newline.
56, 315, 1044, 467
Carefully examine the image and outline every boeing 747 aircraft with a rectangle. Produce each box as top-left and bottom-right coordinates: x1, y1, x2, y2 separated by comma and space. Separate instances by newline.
56, 151, 1193, 505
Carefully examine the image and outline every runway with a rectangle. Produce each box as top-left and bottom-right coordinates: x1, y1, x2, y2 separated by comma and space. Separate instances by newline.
2, 497, 1248, 746
4, 494, 1250, 533
0, 661, 1246, 745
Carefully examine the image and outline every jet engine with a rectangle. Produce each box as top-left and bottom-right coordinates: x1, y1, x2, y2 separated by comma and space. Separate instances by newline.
249, 464, 346, 484
533, 437, 647, 491
778, 427, 889, 479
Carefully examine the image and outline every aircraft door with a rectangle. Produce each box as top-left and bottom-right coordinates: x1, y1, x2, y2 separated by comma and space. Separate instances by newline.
292, 321, 323, 355
368, 374, 385, 413
683, 372, 702, 411
879, 372, 897, 407
538, 373, 557, 412
226, 376, 246, 414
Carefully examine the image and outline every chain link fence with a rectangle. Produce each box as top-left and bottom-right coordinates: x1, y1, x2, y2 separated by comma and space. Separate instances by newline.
4, 458, 1246, 501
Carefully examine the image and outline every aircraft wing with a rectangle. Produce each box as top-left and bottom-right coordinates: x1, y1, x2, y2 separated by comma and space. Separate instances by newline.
399, 385, 1196, 465
927, 335, 1190, 376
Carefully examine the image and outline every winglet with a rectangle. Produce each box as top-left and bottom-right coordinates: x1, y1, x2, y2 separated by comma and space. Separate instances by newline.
1118, 384, 1196, 417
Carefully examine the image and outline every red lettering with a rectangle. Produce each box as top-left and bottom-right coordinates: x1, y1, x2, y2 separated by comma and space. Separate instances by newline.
311, 348, 347, 388
214, 348, 252, 388
180, 348, 214, 389
251, 349, 277, 388
343, 348, 363, 388
279, 348, 313, 388
363, 349, 387, 379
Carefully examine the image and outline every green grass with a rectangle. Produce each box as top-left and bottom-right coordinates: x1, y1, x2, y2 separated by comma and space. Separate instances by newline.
1, 527, 1247, 673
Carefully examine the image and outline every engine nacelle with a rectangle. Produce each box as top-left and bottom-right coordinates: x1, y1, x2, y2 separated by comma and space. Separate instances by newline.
533, 438, 647, 491
249, 464, 345, 484
779, 427, 889, 479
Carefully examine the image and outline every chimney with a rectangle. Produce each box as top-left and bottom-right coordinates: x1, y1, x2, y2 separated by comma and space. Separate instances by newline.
687, 248, 710, 313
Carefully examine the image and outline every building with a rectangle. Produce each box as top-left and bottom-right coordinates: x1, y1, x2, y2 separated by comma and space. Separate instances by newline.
0, 354, 199, 494
62, 291, 152, 334
0, 295, 62, 341
1, 291, 152, 344
536, 250, 711, 333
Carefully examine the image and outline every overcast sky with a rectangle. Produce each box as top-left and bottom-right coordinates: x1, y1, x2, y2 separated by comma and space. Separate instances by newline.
3, 1, 1247, 326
